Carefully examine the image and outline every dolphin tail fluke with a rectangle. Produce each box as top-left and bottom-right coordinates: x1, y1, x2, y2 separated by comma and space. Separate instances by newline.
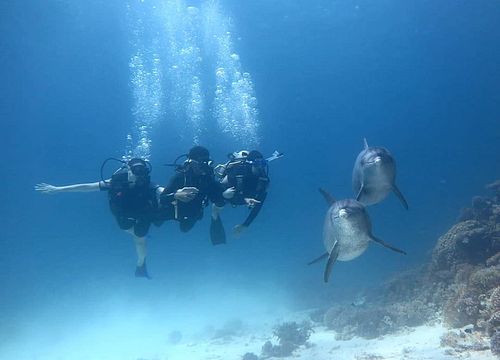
370, 235, 407, 255
319, 188, 336, 205
307, 252, 329, 265
363, 138, 369, 150
324, 241, 340, 283
392, 185, 409, 210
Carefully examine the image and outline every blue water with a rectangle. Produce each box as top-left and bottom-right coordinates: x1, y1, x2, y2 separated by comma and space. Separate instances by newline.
1, 0, 499, 358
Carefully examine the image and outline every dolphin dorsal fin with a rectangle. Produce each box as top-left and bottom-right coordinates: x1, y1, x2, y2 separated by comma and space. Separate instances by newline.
363, 138, 369, 150
319, 188, 336, 205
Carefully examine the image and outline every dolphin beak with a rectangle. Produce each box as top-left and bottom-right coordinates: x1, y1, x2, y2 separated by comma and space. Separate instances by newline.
338, 209, 349, 217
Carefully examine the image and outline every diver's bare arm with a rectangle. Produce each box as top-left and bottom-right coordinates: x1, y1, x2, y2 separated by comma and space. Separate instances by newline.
34, 181, 104, 194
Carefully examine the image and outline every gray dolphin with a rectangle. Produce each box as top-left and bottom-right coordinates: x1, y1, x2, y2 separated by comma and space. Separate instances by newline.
309, 189, 406, 282
352, 138, 408, 209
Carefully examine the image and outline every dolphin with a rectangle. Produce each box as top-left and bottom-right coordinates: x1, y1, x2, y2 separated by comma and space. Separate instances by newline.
309, 189, 406, 282
352, 138, 408, 209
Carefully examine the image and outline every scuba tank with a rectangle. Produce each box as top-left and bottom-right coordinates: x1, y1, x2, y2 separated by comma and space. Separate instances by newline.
101, 157, 152, 189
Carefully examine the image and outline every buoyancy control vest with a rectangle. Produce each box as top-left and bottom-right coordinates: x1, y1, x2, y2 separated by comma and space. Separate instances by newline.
108, 166, 155, 216
224, 160, 269, 204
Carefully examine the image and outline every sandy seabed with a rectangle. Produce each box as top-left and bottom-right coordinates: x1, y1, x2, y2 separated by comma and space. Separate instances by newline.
160, 322, 496, 360
2, 314, 497, 360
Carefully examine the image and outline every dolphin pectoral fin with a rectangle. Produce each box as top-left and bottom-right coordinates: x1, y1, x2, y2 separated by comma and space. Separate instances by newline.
307, 252, 329, 265
392, 185, 409, 210
370, 235, 407, 255
355, 185, 364, 202
324, 242, 340, 283
363, 138, 369, 150
318, 188, 336, 206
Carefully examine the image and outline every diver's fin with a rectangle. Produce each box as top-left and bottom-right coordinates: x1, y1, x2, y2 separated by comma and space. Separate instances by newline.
307, 252, 329, 265
324, 241, 340, 283
363, 138, 369, 150
370, 235, 407, 255
392, 184, 409, 210
210, 216, 226, 245
135, 261, 152, 280
319, 188, 336, 205
355, 184, 364, 202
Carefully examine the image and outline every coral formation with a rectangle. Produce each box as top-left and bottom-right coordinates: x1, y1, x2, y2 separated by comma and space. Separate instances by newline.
273, 321, 313, 347
491, 330, 500, 355
431, 220, 496, 271
241, 352, 259, 360
260, 321, 313, 358
440, 327, 489, 354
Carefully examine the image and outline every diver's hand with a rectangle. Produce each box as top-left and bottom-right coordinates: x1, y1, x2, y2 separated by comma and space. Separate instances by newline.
174, 187, 199, 202
34, 183, 60, 195
244, 198, 261, 208
233, 224, 247, 238
223, 187, 236, 199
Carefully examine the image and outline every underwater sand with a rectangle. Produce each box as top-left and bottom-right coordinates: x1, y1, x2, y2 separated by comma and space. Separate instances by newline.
163, 321, 496, 360
4, 318, 496, 360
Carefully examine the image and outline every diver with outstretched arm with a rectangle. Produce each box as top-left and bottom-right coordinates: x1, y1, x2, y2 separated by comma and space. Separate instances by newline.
215, 150, 283, 237
35, 158, 163, 279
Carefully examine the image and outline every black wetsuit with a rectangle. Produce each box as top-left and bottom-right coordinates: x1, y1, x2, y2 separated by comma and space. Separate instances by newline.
99, 173, 160, 237
159, 168, 225, 232
224, 162, 269, 227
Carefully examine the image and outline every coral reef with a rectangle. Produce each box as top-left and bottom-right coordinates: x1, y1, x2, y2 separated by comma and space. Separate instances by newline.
318, 180, 500, 356
491, 330, 500, 355
440, 326, 490, 355
435, 183, 500, 339
323, 296, 438, 340
431, 220, 496, 271
241, 352, 259, 360
260, 321, 313, 358
273, 321, 313, 346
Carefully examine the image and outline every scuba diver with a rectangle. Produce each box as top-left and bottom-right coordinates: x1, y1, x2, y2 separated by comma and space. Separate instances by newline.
214, 150, 283, 237
159, 146, 227, 244
34, 158, 163, 279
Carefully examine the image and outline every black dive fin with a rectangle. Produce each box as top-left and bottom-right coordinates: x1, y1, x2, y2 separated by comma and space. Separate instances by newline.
355, 184, 364, 202
324, 241, 340, 283
319, 188, 336, 205
370, 235, 407, 255
307, 252, 329, 265
210, 216, 226, 245
135, 261, 152, 280
392, 184, 408, 210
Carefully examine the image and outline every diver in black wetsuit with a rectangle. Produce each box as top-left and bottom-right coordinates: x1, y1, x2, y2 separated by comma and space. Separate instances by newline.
216, 150, 274, 237
35, 158, 163, 279
159, 146, 226, 239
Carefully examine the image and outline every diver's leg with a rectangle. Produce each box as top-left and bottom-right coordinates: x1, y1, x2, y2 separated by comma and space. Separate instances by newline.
180, 218, 197, 232
131, 233, 147, 267
132, 219, 152, 279
124, 228, 146, 265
